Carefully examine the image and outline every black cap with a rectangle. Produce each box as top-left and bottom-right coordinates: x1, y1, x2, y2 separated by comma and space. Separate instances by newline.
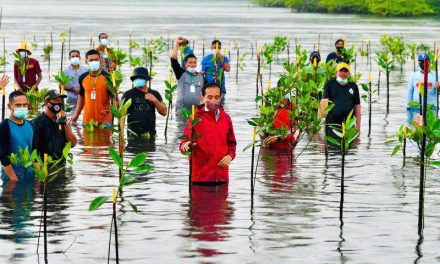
310, 51, 321, 59
130, 67, 152, 81
44, 89, 67, 101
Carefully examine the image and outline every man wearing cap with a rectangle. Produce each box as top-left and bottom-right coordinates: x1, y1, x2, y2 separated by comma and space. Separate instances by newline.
407, 54, 440, 125
201, 40, 230, 105
326, 39, 345, 64
319, 63, 361, 137
122, 67, 167, 138
171, 36, 205, 114
13, 42, 42, 92
32, 90, 77, 160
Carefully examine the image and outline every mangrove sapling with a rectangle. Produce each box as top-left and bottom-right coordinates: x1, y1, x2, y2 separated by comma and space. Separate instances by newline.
435, 48, 439, 118
341, 45, 356, 65
164, 77, 177, 139
360, 73, 378, 137
256, 48, 262, 97
59, 32, 66, 75
325, 111, 359, 220
407, 43, 417, 72
388, 124, 410, 168
1, 82, 5, 121
376, 51, 395, 114
9, 144, 73, 262
380, 34, 407, 74
235, 41, 240, 83
109, 48, 128, 71
142, 38, 167, 88
53, 70, 73, 129
179, 107, 202, 196
42, 34, 54, 81
32, 33, 38, 51
89, 148, 152, 264
13, 51, 27, 84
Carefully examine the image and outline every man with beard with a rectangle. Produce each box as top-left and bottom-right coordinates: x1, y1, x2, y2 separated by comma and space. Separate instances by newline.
180, 83, 236, 184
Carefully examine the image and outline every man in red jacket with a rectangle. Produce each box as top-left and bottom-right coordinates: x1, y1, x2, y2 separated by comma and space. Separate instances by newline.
180, 83, 236, 184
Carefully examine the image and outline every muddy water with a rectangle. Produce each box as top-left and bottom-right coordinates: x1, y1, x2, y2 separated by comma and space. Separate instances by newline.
0, 0, 439, 263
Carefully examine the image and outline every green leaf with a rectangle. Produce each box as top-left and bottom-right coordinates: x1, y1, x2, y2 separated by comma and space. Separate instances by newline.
133, 165, 154, 174
109, 148, 123, 169
192, 117, 202, 126
391, 145, 401, 156
128, 201, 139, 213
193, 134, 202, 140
120, 175, 139, 187
89, 196, 110, 211
128, 153, 147, 167
247, 118, 259, 126
408, 101, 420, 107
178, 135, 189, 140
432, 161, 440, 166
181, 108, 191, 120
326, 136, 341, 146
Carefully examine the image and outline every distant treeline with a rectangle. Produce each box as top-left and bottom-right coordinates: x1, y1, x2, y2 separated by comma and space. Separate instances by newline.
253, 0, 440, 16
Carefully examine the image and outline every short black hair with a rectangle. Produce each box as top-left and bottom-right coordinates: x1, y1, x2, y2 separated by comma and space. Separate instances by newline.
183, 54, 197, 65
69, 50, 80, 57
202, 83, 222, 96
9, 90, 26, 103
98, 33, 108, 39
85, 49, 100, 59
335, 39, 344, 46
212, 40, 221, 46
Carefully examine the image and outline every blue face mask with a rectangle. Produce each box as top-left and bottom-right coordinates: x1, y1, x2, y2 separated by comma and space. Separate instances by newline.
100, 39, 109, 46
133, 79, 146, 88
13, 107, 28, 119
19, 51, 27, 59
336, 76, 348, 85
187, 67, 197, 74
89, 61, 100, 71
71, 57, 80, 66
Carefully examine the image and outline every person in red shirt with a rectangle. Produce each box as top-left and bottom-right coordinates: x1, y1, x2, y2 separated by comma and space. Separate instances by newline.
180, 83, 236, 184
13, 42, 42, 92
262, 94, 296, 151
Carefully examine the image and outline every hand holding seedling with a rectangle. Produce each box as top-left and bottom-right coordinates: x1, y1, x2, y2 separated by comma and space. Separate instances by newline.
0, 75, 9, 88
218, 154, 232, 168
145, 93, 158, 104
181, 141, 196, 152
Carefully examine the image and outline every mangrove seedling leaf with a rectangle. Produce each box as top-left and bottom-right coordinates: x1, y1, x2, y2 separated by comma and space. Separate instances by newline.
109, 148, 123, 169
178, 135, 189, 140
89, 196, 110, 211
391, 145, 401, 156
120, 175, 139, 187
129, 152, 147, 167
326, 136, 341, 146
128, 201, 139, 213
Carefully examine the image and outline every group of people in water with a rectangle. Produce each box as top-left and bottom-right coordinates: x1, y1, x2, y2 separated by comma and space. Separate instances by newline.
0, 34, 439, 186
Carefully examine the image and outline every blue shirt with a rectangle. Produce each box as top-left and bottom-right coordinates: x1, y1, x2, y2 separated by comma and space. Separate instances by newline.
0, 119, 35, 181
64, 65, 88, 104
201, 54, 229, 93
407, 71, 439, 110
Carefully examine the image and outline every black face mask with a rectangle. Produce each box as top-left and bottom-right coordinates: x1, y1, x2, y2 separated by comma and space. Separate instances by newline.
336, 47, 344, 52
419, 61, 425, 71
48, 102, 63, 114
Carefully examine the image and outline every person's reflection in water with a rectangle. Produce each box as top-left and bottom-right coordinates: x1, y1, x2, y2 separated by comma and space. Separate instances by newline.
0, 179, 37, 243
261, 148, 298, 193
186, 184, 234, 257
82, 127, 112, 156
126, 134, 156, 153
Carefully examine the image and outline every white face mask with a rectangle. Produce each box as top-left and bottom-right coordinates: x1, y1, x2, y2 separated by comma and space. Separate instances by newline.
187, 67, 197, 74
100, 39, 109, 46
336, 76, 348, 85
88, 61, 100, 71
70, 57, 80, 66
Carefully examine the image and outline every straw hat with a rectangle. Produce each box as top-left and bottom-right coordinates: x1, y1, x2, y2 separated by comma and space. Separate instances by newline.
16, 41, 32, 55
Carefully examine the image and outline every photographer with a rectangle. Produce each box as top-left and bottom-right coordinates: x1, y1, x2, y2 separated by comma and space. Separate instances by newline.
32, 90, 77, 160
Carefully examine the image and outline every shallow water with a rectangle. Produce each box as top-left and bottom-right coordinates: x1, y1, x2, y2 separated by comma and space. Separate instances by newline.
0, 0, 440, 263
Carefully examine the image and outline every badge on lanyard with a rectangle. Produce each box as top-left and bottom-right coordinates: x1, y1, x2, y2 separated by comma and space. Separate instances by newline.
91, 91, 96, 100
190, 84, 196, 93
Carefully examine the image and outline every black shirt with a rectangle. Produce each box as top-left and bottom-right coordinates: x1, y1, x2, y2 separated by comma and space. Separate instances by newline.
323, 78, 360, 125
325, 52, 345, 64
122, 88, 163, 137
32, 112, 68, 160
171, 57, 186, 80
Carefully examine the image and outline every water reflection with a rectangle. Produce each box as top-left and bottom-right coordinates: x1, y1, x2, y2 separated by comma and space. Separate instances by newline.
0, 180, 37, 243
185, 184, 234, 257
261, 148, 298, 193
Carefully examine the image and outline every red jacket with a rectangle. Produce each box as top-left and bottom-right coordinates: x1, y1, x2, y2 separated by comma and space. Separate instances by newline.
180, 105, 236, 183
266, 103, 296, 151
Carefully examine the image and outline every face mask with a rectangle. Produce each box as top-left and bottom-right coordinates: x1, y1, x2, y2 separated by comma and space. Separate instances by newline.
100, 39, 109, 46
336, 76, 348, 85
133, 79, 146, 88
206, 99, 220, 112
419, 62, 425, 71
187, 67, 197, 74
71, 57, 80, 66
88, 61, 100, 71
19, 51, 27, 59
13, 107, 28, 119
336, 47, 344, 52
48, 102, 63, 114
